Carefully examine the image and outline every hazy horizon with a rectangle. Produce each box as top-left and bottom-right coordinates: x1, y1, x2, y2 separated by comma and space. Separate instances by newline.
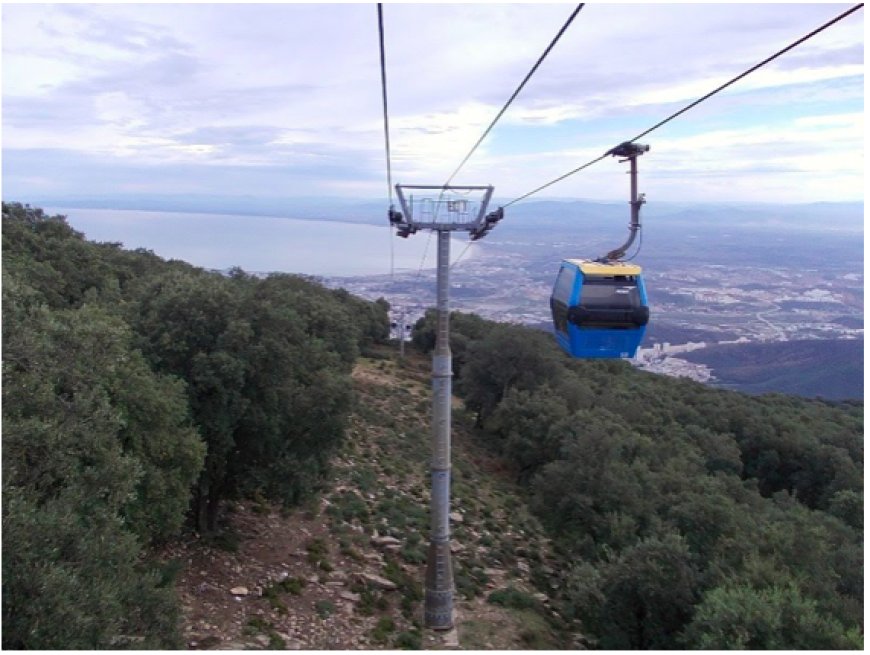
44, 205, 479, 278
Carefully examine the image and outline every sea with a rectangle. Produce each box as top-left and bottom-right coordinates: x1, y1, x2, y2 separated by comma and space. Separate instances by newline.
48, 207, 476, 278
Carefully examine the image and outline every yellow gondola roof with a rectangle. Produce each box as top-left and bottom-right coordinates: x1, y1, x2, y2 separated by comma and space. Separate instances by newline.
564, 259, 643, 276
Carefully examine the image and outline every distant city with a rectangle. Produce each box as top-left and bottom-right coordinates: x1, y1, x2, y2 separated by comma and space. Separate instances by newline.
323, 250, 862, 385
312, 200, 863, 398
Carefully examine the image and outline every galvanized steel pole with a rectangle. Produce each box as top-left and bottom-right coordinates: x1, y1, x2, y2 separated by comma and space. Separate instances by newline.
392, 183, 495, 632
424, 228, 454, 629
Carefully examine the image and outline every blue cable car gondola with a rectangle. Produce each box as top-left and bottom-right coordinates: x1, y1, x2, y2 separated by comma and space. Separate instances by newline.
549, 141, 651, 359
550, 259, 649, 358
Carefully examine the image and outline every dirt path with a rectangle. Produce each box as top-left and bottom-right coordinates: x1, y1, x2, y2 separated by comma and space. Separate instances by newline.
169, 350, 582, 650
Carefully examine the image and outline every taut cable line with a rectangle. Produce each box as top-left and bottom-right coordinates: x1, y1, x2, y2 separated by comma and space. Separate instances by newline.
504, 3, 864, 208
432, 3, 584, 225
377, 3, 395, 205
377, 3, 396, 278
442, 3, 585, 188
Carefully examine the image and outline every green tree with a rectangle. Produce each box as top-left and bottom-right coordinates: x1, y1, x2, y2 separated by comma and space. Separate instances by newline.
130, 269, 361, 528
460, 323, 562, 424
411, 309, 490, 378
130, 270, 253, 532
530, 408, 654, 554
597, 533, 699, 649
483, 386, 569, 481
682, 582, 862, 649
331, 288, 390, 348
2, 277, 200, 647
228, 274, 354, 504
827, 489, 862, 530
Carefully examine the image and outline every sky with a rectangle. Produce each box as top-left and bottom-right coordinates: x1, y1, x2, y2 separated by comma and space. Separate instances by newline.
1, 2, 865, 206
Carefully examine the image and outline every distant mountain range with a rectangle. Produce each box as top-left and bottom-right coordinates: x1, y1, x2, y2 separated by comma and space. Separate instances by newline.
681, 339, 863, 401
26, 194, 864, 235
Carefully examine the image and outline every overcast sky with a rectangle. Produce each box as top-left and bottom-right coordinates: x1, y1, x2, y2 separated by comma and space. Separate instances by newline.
2, 3, 864, 206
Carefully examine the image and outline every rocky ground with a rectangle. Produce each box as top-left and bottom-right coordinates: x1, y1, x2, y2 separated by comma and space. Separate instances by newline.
167, 347, 585, 650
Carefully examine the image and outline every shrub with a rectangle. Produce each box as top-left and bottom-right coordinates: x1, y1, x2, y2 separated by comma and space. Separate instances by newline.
400, 544, 427, 564
371, 616, 396, 643
487, 586, 538, 610
279, 577, 306, 595
394, 630, 422, 649
268, 632, 286, 649
314, 599, 335, 619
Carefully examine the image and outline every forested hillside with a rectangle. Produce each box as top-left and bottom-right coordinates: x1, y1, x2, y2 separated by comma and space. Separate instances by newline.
2, 202, 863, 650
1, 203, 389, 648
682, 338, 863, 400
414, 311, 863, 649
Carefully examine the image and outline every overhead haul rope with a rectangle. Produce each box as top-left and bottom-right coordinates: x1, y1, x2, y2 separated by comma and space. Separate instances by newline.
450, 240, 474, 271
442, 3, 585, 188
376, 3, 438, 294
377, 3, 396, 278
443, 3, 585, 269
503, 2, 865, 208
434, 2, 583, 226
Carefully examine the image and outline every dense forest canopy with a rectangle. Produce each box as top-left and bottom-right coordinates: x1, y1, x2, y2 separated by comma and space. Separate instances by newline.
413, 310, 863, 649
1, 202, 389, 648
2, 202, 862, 650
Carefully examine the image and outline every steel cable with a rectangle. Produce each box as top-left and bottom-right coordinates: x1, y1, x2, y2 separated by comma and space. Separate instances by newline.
442, 3, 585, 188
504, 3, 864, 208
377, 3, 396, 278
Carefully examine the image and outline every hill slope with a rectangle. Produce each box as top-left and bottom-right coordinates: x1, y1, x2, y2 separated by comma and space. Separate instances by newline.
681, 339, 863, 399
169, 347, 580, 650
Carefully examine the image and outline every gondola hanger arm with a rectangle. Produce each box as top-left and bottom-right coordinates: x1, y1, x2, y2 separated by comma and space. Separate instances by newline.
597, 142, 649, 263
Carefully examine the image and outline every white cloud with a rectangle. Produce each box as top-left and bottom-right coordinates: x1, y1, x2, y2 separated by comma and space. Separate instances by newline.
93, 91, 148, 128
2, 3, 864, 203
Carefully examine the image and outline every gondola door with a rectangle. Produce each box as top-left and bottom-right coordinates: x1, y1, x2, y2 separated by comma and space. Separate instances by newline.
550, 262, 578, 354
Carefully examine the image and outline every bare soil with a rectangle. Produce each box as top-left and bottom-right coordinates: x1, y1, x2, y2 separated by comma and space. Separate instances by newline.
168, 347, 583, 650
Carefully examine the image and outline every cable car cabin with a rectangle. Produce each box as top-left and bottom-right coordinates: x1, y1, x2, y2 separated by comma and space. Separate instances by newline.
550, 259, 649, 359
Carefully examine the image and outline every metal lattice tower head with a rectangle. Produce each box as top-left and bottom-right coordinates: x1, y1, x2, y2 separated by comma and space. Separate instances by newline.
392, 184, 503, 239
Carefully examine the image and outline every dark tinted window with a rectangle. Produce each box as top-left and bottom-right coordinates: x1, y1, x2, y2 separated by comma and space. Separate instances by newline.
580, 276, 641, 308
552, 266, 576, 304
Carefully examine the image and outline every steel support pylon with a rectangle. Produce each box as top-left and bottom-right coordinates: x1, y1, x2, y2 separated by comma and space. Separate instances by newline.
424, 229, 454, 630
390, 183, 499, 632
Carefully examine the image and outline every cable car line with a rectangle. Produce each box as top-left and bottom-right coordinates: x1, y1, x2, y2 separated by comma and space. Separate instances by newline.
625, 2, 864, 145
442, 3, 585, 188
416, 230, 434, 279
376, 3, 397, 278
377, 4, 447, 301
504, 2, 864, 209
429, 2, 584, 228
376, 4, 450, 288
450, 240, 474, 271
504, 152, 607, 208
375, 4, 861, 364
377, 4, 394, 206
549, 146, 651, 358
543, 3, 862, 361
